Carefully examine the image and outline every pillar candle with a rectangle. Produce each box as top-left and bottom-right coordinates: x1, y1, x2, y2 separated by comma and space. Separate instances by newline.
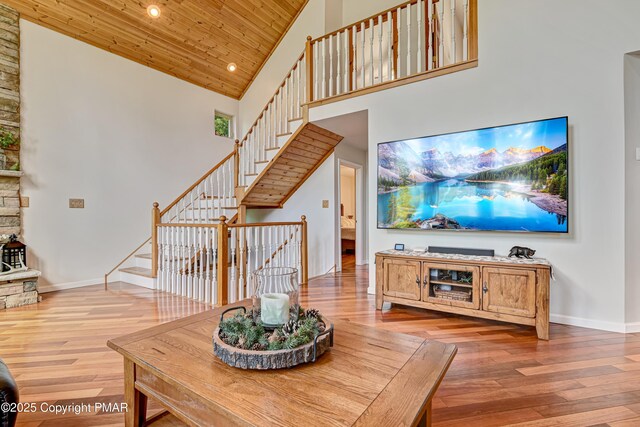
261, 293, 290, 325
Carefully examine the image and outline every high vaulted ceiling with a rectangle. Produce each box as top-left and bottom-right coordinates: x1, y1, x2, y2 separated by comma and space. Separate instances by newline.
5, 0, 308, 99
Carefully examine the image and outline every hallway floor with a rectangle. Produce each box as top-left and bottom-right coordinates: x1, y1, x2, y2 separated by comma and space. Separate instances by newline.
1, 266, 640, 426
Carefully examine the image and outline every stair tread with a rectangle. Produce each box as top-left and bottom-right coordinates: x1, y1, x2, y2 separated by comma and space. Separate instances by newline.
242, 122, 343, 207
119, 267, 154, 278
186, 207, 238, 211
136, 253, 152, 259
255, 160, 270, 164
265, 147, 281, 151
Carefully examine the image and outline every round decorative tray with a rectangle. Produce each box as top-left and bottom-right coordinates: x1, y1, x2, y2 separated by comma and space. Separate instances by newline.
212, 308, 334, 370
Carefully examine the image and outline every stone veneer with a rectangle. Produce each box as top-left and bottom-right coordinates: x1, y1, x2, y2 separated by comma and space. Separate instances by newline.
0, 4, 21, 236
0, 269, 40, 309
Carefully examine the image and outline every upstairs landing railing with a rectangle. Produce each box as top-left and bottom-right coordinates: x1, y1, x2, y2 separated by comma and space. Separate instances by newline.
306, 0, 477, 105
155, 216, 307, 307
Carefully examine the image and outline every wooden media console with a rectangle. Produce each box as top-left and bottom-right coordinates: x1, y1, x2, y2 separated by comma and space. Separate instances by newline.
375, 250, 552, 339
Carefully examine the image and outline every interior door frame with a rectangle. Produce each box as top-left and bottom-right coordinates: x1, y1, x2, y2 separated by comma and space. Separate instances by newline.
336, 159, 366, 271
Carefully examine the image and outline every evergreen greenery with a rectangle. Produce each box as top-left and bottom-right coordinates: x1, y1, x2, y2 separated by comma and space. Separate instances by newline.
218, 308, 324, 352
214, 115, 231, 138
466, 151, 568, 200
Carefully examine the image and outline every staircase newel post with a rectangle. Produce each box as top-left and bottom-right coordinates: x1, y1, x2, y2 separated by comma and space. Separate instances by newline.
217, 216, 229, 307
301, 215, 308, 285
151, 202, 160, 278
233, 139, 240, 189
468, 0, 478, 60
305, 36, 314, 104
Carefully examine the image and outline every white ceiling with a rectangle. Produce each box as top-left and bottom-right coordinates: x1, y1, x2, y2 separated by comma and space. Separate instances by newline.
312, 110, 369, 151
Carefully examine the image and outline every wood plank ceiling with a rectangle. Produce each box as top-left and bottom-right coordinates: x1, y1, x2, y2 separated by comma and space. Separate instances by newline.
4, 0, 308, 99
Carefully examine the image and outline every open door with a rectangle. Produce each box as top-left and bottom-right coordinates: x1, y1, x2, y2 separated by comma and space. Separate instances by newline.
338, 164, 357, 271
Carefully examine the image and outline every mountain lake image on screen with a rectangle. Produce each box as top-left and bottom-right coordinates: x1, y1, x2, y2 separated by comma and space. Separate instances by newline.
377, 117, 569, 233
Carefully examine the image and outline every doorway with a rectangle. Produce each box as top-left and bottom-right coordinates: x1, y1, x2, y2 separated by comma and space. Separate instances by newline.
337, 161, 364, 272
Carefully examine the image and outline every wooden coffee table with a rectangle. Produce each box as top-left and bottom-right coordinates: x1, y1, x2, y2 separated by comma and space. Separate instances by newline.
108, 301, 457, 426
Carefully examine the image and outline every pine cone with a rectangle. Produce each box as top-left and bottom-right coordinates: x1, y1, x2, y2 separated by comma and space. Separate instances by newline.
268, 330, 285, 343
237, 336, 246, 348
305, 308, 321, 319
251, 342, 264, 351
282, 319, 299, 336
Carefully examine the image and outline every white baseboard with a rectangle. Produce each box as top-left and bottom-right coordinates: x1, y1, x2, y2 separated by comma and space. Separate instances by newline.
549, 313, 627, 333
625, 322, 640, 333
39, 277, 103, 293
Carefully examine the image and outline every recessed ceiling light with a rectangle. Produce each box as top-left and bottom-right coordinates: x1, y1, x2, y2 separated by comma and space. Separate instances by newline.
147, 5, 161, 18
227, 63, 237, 72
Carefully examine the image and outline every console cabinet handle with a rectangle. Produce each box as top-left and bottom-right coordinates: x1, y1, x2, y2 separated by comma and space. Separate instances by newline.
483, 283, 489, 293
416, 275, 420, 286
423, 276, 428, 287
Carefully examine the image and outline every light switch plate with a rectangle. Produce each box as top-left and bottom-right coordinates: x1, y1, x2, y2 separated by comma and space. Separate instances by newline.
636, 147, 640, 161
20, 196, 29, 208
69, 198, 85, 209
322, 200, 329, 208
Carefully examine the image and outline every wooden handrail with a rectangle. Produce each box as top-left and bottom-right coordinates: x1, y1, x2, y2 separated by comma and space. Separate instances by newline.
159, 152, 234, 217
238, 51, 306, 147
151, 202, 160, 278
104, 236, 152, 289
301, 215, 308, 284
217, 216, 229, 306
157, 221, 303, 228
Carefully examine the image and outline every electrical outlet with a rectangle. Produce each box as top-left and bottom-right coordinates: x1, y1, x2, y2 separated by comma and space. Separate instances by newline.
322, 200, 329, 208
20, 196, 29, 208
69, 198, 85, 209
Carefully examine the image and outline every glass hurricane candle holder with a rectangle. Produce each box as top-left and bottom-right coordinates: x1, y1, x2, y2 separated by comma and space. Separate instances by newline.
251, 267, 300, 328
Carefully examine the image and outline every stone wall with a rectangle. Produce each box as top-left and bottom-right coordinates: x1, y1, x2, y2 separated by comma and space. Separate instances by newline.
0, 270, 40, 309
0, 4, 20, 236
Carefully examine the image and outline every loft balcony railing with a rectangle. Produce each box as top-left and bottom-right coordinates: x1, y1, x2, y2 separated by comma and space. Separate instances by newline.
306, 0, 477, 105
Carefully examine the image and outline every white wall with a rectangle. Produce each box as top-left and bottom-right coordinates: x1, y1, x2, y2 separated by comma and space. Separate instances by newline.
20, 21, 238, 288
238, 0, 327, 136
625, 53, 640, 326
310, 0, 640, 332
247, 156, 337, 278
341, 0, 396, 25
325, 0, 344, 33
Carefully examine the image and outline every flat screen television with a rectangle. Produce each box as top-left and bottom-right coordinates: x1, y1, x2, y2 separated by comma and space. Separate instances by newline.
377, 116, 568, 233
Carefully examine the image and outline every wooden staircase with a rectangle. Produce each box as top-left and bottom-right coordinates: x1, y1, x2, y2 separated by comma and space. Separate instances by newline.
240, 123, 343, 208
106, 0, 479, 302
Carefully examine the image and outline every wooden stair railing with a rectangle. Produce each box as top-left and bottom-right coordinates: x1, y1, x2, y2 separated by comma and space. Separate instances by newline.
236, 52, 307, 193
109, 0, 479, 291
152, 216, 307, 306
306, 0, 478, 106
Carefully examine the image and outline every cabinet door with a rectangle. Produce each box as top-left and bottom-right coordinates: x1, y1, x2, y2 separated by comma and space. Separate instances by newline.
423, 262, 480, 309
482, 267, 536, 318
383, 259, 421, 301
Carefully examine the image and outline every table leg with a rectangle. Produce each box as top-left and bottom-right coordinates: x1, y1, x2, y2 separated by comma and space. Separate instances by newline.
124, 359, 148, 427
417, 400, 432, 427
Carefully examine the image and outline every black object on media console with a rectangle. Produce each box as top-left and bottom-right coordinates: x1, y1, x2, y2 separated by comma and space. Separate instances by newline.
394, 243, 405, 251
427, 246, 495, 257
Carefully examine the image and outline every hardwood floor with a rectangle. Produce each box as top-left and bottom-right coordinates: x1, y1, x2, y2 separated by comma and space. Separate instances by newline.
1, 265, 640, 426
